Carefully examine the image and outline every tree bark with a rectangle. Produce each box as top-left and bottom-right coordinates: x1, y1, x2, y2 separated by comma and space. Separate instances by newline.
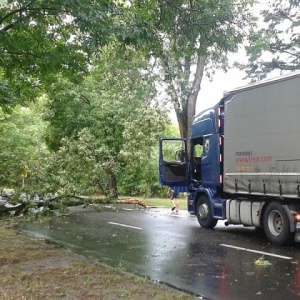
106, 169, 118, 199
175, 54, 206, 153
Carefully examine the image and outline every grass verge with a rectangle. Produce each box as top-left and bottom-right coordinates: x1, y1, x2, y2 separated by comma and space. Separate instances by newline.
129, 197, 188, 210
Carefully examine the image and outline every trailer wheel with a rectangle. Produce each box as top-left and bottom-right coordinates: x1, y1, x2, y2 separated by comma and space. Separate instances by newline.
263, 202, 291, 245
196, 196, 218, 228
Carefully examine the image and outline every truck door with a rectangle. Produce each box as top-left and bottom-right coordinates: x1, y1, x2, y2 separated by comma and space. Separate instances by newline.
159, 138, 189, 186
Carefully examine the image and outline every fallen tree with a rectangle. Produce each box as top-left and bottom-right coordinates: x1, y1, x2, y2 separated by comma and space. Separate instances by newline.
0, 193, 148, 216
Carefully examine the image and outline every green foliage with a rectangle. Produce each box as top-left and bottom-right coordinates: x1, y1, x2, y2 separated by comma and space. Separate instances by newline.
118, 123, 180, 197
1, 0, 255, 198
0, 0, 155, 111
0, 41, 172, 199
242, 0, 300, 80
43, 44, 168, 198
0, 1, 94, 109
44, 128, 116, 197
0, 104, 48, 188
254, 256, 272, 266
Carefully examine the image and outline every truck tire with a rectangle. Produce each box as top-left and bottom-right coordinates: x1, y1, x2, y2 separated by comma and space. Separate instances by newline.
263, 202, 291, 245
196, 195, 218, 228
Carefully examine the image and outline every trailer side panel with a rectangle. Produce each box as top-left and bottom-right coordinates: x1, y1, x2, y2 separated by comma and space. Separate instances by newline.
224, 73, 300, 198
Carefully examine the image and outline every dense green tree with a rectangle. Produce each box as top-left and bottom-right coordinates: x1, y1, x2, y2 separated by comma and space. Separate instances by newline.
118, 123, 180, 197
43, 44, 167, 198
129, 0, 256, 146
0, 104, 47, 188
0, 0, 151, 111
1, 0, 257, 144
43, 128, 116, 197
243, 0, 300, 80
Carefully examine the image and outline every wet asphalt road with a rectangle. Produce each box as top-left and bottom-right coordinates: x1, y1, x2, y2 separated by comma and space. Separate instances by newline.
17, 204, 300, 300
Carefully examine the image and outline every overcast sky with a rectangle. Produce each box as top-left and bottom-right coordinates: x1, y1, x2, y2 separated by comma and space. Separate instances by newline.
196, 0, 281, 113
196, 63, 249, 113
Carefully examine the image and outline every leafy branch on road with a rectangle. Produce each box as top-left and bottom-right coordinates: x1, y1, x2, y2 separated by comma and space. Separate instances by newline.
254, 256, 272, 267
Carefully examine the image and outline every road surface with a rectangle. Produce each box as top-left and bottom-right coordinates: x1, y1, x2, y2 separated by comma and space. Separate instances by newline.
17, 204, 300, 300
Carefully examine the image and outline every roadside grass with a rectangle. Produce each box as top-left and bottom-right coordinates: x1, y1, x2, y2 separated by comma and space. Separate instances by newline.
0, 219, 197, 300
130, 196, 188, 210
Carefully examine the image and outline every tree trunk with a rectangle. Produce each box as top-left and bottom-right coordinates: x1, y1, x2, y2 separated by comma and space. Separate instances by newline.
106, 169, 118, 199
175, 54, 206, 153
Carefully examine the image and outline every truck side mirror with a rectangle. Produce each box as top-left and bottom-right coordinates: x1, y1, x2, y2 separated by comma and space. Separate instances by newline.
175, 150, 186, 162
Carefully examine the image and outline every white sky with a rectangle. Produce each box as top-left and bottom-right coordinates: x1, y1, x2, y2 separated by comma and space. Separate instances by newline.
196, 58, 286, 114
196, 0, 286, 114
196, 64, 248, 113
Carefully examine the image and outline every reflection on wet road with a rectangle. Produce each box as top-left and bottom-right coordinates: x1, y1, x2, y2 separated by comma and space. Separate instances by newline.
17, 205, 300, 300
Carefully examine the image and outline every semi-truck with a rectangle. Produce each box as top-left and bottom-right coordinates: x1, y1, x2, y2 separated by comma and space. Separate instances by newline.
159, 72, 300, 245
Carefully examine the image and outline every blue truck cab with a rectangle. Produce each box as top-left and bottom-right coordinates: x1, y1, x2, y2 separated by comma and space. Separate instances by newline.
159, 101, 225, 229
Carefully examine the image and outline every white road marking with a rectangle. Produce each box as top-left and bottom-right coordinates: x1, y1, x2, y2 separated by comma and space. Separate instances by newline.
220, 244, 292, 260
108, 222, 142, 230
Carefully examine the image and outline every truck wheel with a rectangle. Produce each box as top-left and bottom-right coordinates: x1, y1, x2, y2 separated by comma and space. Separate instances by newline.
196, 196, 218, 228
263, 202, 291, 245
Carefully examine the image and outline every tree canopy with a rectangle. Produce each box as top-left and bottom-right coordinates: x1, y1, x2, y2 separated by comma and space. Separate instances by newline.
1, 0, 272, 202
42, 44, 167, 197
129, 0, 256, 144
0, 103, 47, 188
243, 0, 300, 80
0, 0, 152, 111
1, 0, 257, 133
